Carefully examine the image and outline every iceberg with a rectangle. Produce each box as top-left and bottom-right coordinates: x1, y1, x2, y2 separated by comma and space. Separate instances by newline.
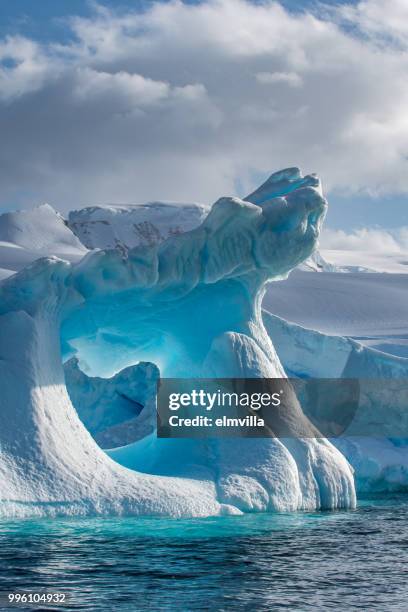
64, 357, 158, 449
263, 311, 408, 492
263, 311, 408, 380
0, 168, 356, 518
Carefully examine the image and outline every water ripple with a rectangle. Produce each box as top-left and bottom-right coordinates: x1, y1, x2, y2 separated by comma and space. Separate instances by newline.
0, 496, 407, 611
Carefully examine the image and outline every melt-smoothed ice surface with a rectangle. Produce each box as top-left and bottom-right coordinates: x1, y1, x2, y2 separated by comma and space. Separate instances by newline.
0, 167, 357, 518
64, 357, 158, 449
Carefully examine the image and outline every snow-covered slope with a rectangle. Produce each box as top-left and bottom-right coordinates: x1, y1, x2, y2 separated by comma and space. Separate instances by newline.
68, 201, 210, 251
264, 270, 408, 358
0, 204, 87, 280
298, 250, 340, 272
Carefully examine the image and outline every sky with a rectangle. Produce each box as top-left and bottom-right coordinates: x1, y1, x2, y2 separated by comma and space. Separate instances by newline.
0, 0, 408, 248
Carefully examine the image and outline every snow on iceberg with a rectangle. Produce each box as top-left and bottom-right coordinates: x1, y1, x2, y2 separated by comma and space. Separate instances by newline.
0, 168, 356, 518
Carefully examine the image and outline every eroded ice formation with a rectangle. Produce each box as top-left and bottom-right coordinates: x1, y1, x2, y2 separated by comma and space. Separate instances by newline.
264, 312, 408, 492
0, 168, 356, 517
64, 358, 158, 449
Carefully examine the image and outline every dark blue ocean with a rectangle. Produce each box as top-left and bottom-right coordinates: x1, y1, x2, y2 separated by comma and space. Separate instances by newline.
0, 495, 407, 611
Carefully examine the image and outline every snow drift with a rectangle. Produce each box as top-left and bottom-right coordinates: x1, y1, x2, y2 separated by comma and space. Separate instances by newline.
0, 167, 356, 518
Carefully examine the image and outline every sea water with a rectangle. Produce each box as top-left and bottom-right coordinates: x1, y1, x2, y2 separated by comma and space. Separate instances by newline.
0, 495, 407, 611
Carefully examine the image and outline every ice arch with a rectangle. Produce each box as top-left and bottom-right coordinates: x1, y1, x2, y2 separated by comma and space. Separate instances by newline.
0, 168, 356, 518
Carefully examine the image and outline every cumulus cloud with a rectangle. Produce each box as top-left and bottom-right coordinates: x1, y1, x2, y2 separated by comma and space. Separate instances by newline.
72, 68, 171, 107
1, 0, 408, 212
336, 0, 408, 46
0, 36, 52, 101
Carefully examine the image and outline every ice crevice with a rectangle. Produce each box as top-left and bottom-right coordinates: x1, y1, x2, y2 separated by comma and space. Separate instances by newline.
0, 168, 356, 517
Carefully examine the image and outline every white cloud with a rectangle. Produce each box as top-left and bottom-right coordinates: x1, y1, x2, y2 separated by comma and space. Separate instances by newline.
321, 227, 408, 253
1, 0, 408, 212
256, 71, 303, 87
336, 0, 408, 47
72, 68, 170, 107
0, 36, 53, 101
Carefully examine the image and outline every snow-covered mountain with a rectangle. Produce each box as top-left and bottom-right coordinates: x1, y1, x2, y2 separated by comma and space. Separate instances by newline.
0, 200, 210, 279
67, 201, 210, 252
298, 250, 340, 272
0, 203, 87, 280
